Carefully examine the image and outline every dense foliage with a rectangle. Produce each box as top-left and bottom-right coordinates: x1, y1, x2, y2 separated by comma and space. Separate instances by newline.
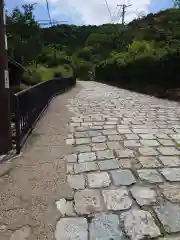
7, 5, 180, 97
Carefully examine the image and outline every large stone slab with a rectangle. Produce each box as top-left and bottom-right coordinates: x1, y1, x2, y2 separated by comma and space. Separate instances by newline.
121, 210, 161, 240
159, 156, 180, 167
96, 150, 114, 160
67, 175, 85, 190
138, 156, 161, 168
78, 152, 96, 162
74, 189, 104, 215
159, 168, 180, 182
55, 218, 88, 240
139, 147, 158, 156
137, 169, 164, 183
158, 147, 180, 156
102, 188, 132, 211
160, 184, 180, 203
89, 213, 124, 240
115, 149, 135, 158
153, 202, 180, 233
131, 185, 157, 206
87, 172, 111, 188
110, 170, 136, 186
74, 162, 98, 173
76, 138, 91, 145
98, 159, 119, 170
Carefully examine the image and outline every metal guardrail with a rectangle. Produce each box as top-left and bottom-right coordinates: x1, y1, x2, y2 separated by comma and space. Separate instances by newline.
12, 77, 76, 153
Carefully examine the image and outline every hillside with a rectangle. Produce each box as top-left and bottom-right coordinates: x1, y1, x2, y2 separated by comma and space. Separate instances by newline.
7, 6, 180, 98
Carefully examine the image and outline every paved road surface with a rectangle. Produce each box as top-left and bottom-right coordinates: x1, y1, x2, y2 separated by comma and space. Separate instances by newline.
58, 81, 180, 240
1, 81, 180, 239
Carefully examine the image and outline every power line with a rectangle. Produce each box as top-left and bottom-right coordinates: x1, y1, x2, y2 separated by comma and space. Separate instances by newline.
110, 4, 118, 23
45, 0, 52, 26
104, 0, 112, 21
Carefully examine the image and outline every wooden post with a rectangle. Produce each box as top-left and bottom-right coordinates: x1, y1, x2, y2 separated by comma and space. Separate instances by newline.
0, 0, 12, 153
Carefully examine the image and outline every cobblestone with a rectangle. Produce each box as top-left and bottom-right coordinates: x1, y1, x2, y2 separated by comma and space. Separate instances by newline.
96, 150, 114, 160
158, 139, 176, 146
139, 147, 158, 156
92, 136, 107, 143
98, 159, 119, 170
65, 154, 78, 163
124, 140, 141, 147
160, 184, 180, 203
158, 147, 180, 156
107, 135, 123, 141
137, 169, 164, 183
116, 149, 135, 158
159, 156, 180, 167
140, 139, 160, 146
131, 185, 157, 206
74, 189, 104, 214
138, 156, 161, 168
102, 188, 132, 210
107, 141, 123, 149
159, 168, 180, 182
121, 210, 161, 240
74, 145, 91, 153
87, 172, 111, 188
89, 213, 124, 240
91, 143, 107, 151
55, 218, 88, 240
74, 162, 98, 173
67, 175, 85, 189
102, 129, 118, 135
111, 169, 136, 186
153, 203, 180, 233
62, 81, 180, 240
78, 152, 96, 162
76, 138, 91, 145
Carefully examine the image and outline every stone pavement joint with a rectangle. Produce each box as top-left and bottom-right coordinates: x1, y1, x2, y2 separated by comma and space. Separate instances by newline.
56, 81, 180, 240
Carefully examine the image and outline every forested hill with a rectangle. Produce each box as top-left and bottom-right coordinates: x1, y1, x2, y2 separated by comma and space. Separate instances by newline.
7, 5, 180, 97
42, 8, 180, 50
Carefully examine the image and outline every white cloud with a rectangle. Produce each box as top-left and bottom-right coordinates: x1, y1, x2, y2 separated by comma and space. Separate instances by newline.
26, 0, 151, 25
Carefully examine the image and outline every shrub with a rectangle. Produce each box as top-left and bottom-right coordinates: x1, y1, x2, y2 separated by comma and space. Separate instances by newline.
95, 42, 180, 90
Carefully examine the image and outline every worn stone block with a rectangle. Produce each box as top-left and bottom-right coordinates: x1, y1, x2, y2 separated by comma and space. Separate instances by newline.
67, 175, 85, 189
121, 210, 160, 240
55, 218, 88, 240
74, 190, 104, 215
159, 168, 180, 182
78, 152, 96, 162
111, 170, 136, 186
102, 188, 132, 210
89, 214, 124, 240
131, 186, 157, 206
98, 159, 119, 170
153, 203, 180, 233
87, 172, 111, 188
137, 169, 163, 183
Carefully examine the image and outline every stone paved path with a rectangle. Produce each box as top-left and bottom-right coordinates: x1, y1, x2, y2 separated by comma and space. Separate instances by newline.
55, 81, 180, 240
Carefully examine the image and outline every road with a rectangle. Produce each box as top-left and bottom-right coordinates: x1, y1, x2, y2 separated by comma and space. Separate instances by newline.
1, 81, 180, 239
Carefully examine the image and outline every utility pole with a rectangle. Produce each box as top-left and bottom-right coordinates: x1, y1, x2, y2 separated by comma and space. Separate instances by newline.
117, 4, 132, 25
0, 0, 12, 153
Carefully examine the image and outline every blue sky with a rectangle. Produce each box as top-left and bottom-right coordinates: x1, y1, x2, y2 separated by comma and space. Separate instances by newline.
6, 0, 173, 25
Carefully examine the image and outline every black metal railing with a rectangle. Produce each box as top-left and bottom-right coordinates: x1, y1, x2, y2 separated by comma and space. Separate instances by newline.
12, 77, 76, 153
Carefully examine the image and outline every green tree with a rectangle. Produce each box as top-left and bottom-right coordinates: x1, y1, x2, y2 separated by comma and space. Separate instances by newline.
7, 4, 42, 65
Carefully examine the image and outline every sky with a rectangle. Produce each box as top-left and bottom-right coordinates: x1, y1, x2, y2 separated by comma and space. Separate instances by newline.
6, 0, 173, 25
